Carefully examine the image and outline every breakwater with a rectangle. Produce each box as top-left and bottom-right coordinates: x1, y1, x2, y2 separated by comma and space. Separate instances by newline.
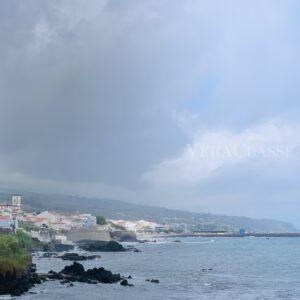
154, 232, 300, 238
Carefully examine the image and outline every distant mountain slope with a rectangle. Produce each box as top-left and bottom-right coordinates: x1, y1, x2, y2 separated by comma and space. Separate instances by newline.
0, 189, 297, 232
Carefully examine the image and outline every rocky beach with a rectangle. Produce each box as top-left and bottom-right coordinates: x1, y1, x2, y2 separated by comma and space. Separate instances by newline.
0, 234, 141, 297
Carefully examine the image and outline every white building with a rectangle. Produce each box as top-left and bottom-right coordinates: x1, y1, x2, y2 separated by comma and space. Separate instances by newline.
0, 195, 22, 213
36, 211, 58, 223
110, 219, 161, 232
11, 195, 21, 208
79, 214, 97, 228
49, 221, 70, 232
23, 217, 49, 228
54, 235, 68, 243
0, 215, 18, 231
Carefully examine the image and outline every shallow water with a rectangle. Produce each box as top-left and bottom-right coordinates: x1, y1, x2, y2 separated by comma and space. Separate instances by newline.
14, 237, 300, 299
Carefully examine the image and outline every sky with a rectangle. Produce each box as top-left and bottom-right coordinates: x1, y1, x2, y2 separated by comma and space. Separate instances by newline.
1, 0, 300, 226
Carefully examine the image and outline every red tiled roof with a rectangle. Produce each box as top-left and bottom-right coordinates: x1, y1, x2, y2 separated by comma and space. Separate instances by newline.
50, 222, 65, 225
31, 217, 48, 223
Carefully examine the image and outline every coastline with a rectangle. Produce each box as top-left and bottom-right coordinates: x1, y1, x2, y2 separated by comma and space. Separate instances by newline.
27, 236, 300, 299
149, 232, 300, 239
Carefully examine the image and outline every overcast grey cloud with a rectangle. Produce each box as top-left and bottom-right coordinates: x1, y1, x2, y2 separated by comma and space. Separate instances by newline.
1, 0, 300, 225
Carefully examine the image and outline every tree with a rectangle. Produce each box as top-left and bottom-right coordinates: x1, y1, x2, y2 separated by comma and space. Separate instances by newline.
15, 230, 33, 250
96, 215, 107, 225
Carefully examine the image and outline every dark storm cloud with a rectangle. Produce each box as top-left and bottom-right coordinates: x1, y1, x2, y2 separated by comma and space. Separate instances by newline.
0, 0, 194, 185
1, 0, 300, 225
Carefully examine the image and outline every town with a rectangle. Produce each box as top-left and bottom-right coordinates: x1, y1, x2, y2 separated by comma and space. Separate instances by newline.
0, 194, 172, 244
2, 195, 298, 244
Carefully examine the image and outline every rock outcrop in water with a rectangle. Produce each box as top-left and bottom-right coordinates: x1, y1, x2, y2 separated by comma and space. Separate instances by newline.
77, 240, 126, 252
47, 262, 123, 284
77, 240, 140, 252
60, 253, 101, 261
146, 278, 160, 283
120, 279, 134, 286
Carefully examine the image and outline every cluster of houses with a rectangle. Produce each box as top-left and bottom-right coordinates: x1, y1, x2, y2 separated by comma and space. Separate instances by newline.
0, 195, 22, 231
23, 211, 97, 232
0, 195, 97, 233
110, 219, 165, 233
0, 194, 182, 243
0, 195, 167, 236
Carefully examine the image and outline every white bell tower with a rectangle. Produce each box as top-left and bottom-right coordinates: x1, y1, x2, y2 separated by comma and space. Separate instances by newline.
11, 194, 21, 207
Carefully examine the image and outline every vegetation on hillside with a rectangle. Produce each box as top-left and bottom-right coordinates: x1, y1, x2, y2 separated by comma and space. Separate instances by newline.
19, 221, 39, 232
96, 215, 107, 225
0, 231, 32, 277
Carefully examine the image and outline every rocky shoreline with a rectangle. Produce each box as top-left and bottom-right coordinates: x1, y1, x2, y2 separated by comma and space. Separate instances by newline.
0, 263, 41, 297
45, 261, 126, 284
0, 235, 151, 297
0, 240, 142, 296
0, 258, 134, 296
76, 240, 140, 252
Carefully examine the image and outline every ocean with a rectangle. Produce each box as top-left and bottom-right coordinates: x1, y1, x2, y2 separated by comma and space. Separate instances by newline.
16, 237, 300, 299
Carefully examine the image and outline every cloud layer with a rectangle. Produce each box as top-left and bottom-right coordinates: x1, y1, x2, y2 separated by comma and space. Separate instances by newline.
1, 0, 300, 225
144, 120, 300, 187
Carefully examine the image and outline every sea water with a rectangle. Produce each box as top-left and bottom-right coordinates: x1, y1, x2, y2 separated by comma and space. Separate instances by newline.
18, 237, 300, 299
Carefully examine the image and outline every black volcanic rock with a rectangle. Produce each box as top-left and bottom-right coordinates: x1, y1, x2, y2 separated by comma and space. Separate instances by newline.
85, 267, 121, 283
54, 262, 122, 284
77, 240, 141, 252
0, 264, 41, 296
126, 245, 141, 252
151, 279, 159, 283
53, 243, 74, 252
42, 252, 58, 258
120, 279, 133, 286
60, 253, 101, 261
77, 240, 126, 252
146, 278, 159, 283
47, 271, 64, 280
61, 262, 85, 276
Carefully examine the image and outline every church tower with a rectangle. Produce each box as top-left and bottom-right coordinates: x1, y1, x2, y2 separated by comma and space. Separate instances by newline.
11, 194, 21, 207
